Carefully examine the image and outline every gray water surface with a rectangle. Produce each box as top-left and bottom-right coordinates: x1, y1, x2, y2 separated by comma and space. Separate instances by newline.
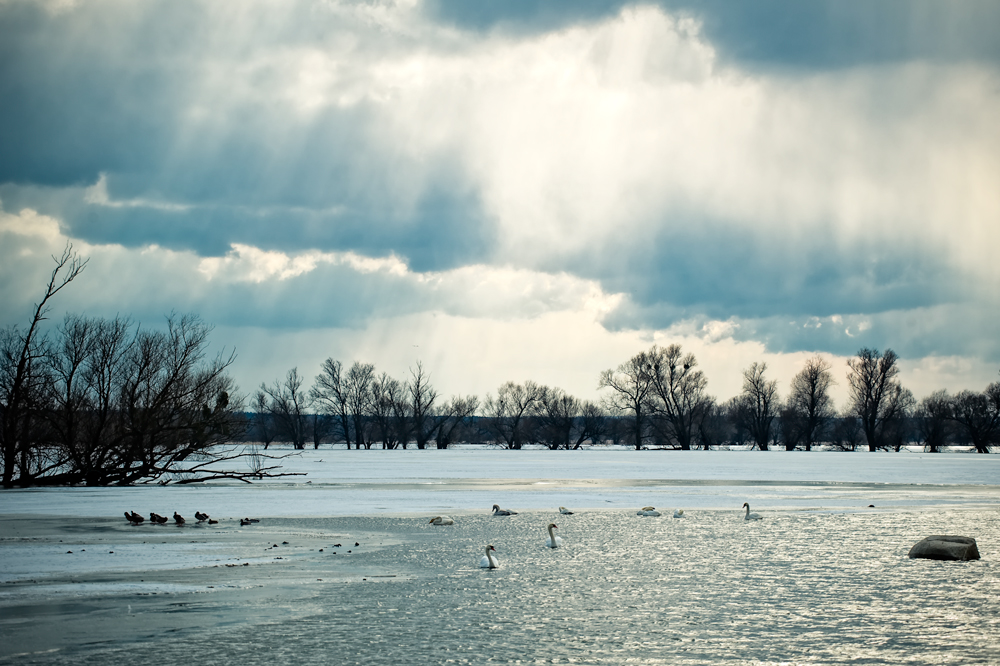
8, 508, 998, 665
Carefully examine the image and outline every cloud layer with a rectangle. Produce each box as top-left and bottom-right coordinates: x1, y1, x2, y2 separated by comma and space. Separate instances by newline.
1, 0, 998, 403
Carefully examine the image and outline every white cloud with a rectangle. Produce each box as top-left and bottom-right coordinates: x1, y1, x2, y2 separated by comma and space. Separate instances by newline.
199, 244, 327, 283
328, 5, 1000, 286
0, 205, 63, 243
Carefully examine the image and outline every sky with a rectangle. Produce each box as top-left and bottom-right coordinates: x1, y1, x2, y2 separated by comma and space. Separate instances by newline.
1, 0, 998, 409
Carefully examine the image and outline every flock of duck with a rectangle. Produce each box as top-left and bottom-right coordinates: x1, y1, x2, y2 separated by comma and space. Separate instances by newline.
124, 511, 271, 527
124, 510, 216, 525
427, 502, 765, 570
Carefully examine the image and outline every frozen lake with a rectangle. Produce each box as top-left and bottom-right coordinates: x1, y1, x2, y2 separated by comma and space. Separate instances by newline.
3, 448, 999, 519
2, 450, 998, 664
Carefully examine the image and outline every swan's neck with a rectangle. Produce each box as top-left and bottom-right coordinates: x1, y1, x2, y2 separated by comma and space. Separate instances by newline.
744, 505, 750, 517
548, 526, 556, 539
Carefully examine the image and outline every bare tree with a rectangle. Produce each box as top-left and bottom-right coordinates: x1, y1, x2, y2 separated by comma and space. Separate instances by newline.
777, 404, 803, 451
914, 390, 952, 453
79, 316, 133, 462
694, 399, 727, 449
345, 362, 375, 449
883, 387, 916, 451
575, 401, 609, 449
310, 359, 352, 446
829, 413, 864, 451
598, 349, 656, 450
257, 368, 309, 449
369, 372, 407, 449
734, 362, 779, 451
603, 403, 628, 446
784, 356, 836, 451
534, 390, 608, 450
433, 395, 479, 449
408, 362, 438, 449
949, 382, 1000, 454
72, 313, 252, 485
251, 390, 276, 450
647, 344, 710, 450
536, 386, 580, 450
37, 315, 135, 483
5, 301, 289, 486
723, 396, 752, 448
44, 315, 94, 478
1, 244, 86, 487
308, 413, 333, 449
483, 381, 542, 449
847, 348, 908, 451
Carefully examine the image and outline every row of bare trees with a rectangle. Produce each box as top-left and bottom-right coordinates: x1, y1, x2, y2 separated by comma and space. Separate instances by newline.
255, 361, 479, 450
481, 381, 608, 450
4, 250, 997, 489
255, 366, 617, 451
254, 343, 999, 453
598, 344, 1000, 453
0, 247, 273, 487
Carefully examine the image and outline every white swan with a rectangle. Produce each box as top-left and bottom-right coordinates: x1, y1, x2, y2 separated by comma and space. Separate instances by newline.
558, 506, 574, 515
743, 503, 763, 521
545, 523, 562, 548
492, 504, 517, 516
428, 516, 455, 525
479, 544, 499, 569
673, 509, 684, 518
637, 506, 661, 517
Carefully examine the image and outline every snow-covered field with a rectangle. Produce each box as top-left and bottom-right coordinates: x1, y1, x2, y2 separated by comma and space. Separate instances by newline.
2, 448, 998, 518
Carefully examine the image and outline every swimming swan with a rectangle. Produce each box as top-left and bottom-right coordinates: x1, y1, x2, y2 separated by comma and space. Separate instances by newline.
637, 507, 661, 517
546, 523, 563, 548
492, 504, 518, 516
673, 509, 684, 518
558, 506, 574, 515
428, 516, 455, 525
480, 544, 499, 569
743, 503, 763, 521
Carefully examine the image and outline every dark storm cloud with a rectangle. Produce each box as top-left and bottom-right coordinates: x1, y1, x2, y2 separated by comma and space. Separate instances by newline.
730, 303, 1000, 362
577, 195, 993, 362
426, 0, 1000, 69
0, 2, 194, 187
592, 219, 962, 324
0, 179, 490, 269
0, 0, 492, 269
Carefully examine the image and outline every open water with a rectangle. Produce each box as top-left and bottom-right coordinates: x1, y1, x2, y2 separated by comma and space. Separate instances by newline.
7, 506, 998, 666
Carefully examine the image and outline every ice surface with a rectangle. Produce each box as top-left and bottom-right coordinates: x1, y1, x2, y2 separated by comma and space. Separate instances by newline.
2, 449, 998, 597
2, 449, 999, 664
2, 448, 997, 519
